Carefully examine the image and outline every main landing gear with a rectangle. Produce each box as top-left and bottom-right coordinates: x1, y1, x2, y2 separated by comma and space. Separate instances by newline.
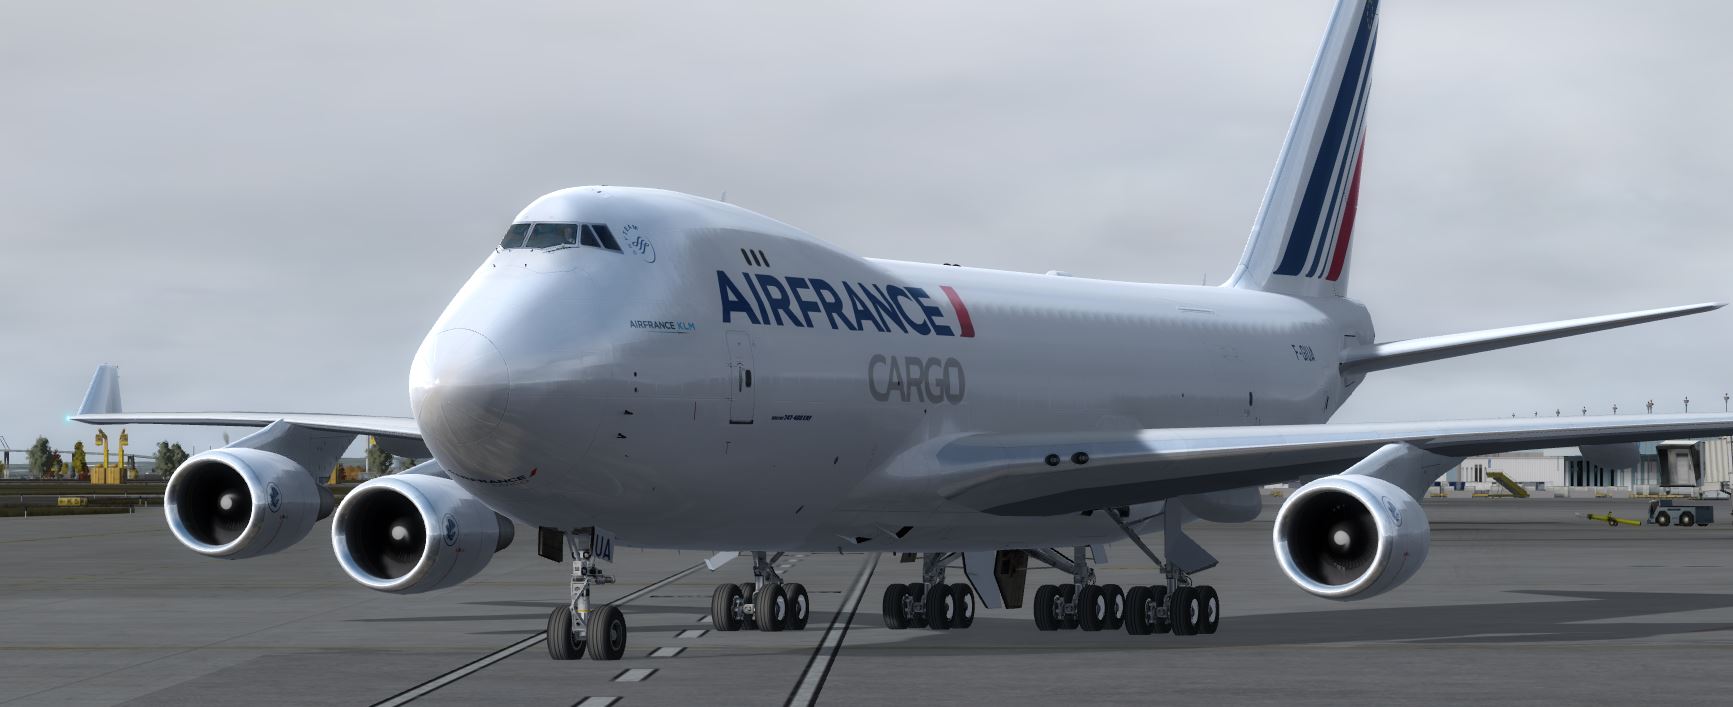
881, 552, 977, 630
548, 530, 627, 660
1101, 510, 1221, 637
710, 551, 811, 632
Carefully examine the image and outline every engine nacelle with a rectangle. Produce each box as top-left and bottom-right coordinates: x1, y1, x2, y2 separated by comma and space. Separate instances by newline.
1272, 474, 1428, 600
164, 448, 333, 559
331, 474, 514, 594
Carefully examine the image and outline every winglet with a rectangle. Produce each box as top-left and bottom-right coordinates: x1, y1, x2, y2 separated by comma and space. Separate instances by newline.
78, 364, 123, 415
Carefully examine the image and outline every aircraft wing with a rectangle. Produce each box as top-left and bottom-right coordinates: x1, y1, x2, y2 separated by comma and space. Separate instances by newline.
934, 413, 1733, 516
68, 365, 427, 456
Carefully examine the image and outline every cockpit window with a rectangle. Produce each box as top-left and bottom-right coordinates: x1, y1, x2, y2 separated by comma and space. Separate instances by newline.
524, 223, 578, 249
499, 222, 624, 253
500, 223, 531, 249
592, 224, 622, 252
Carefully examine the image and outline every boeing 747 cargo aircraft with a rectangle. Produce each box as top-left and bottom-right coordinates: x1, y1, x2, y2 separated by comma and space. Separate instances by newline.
75, 0, 1733, 660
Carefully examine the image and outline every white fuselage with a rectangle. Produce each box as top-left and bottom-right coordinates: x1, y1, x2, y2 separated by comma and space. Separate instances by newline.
409, 187, 1373, 552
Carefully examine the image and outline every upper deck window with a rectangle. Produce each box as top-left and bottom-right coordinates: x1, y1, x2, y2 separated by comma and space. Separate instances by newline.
499, 222, 623, 252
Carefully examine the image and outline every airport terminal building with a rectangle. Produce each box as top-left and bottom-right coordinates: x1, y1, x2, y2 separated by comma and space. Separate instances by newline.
1451, 438, 1733, 496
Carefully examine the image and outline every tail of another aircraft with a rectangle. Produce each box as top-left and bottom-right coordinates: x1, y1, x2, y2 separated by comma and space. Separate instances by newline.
1226, 0, 1378, 299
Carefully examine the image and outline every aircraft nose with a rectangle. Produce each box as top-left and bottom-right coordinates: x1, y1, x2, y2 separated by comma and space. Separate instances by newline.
410, 328, 511, 447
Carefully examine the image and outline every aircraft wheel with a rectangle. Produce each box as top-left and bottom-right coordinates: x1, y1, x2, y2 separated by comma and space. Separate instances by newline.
1655, 512, 1671, 527
784, 583, 810, 630
949, 583, 975, 629
1680, 511, 1696, 527
710, 583, 745, 632
924, 583, 954, 630
882, 584, 911, 630
755, 585, 788, 632
1149, 586, 1172, 634
905, 584, 929, 628
1170, 587, 1200, 636
1032, 584, 1062, 631
585, 605, 628, 661
547, 606, 583, 660
1058, 584, 1079, 630
1102, 584, 1126, 630
1196, 585, 1220, 634
738, 583, 760, 629
1077, 585, 1108, 632
1124, 586, 1154, 635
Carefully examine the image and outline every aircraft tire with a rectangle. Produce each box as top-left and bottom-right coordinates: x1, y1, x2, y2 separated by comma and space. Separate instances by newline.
754, 585, 787, 632
924, 583, 953, 630
711, 583, 744, 632
784, 583, 810, 630
1170, 587, 1200, 636
1124, 586, 1154, 635
1032, 584, 1062, 631
1102, 584, 1126, 630
547, 606, 583, 660
882, 584, 911, 630
1077, 585, 1108, 632
585, 605, 628, 661
1196, 585, 1220, 634
949, 583, 975, 629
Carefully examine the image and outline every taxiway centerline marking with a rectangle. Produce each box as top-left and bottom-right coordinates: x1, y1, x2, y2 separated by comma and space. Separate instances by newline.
371, 561, 705, 707
783, 553, 880, 707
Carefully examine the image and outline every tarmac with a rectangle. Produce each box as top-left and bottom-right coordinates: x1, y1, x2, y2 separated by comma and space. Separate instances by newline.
4, 497, 1733, 706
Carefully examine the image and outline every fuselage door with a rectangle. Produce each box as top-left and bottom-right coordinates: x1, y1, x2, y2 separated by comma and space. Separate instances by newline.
726, 330, 755, 424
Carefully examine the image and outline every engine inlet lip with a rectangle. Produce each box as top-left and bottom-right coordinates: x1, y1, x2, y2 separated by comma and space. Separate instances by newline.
331, 477, 440, 592
163, 451, 265, 558
1271, 476, 1395, 599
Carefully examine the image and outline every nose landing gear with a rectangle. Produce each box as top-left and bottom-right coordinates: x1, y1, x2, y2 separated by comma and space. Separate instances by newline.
547, 528, 622, 660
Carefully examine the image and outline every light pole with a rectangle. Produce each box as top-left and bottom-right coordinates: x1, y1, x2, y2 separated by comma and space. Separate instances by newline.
1612, 404, 1618, 415
1581, 406, 1588, 416
1684, 396, 1690, 413
1647, 400, 1655, 414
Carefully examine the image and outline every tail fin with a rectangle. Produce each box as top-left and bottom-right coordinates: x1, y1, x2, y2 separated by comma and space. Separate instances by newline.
1226, 0, 1379, 298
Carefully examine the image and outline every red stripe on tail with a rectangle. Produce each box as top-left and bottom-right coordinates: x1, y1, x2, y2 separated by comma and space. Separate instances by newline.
1325, 144, 1365, 282
939, 285, 975, 338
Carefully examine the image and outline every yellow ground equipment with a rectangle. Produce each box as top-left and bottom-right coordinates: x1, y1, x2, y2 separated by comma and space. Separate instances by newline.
1584, 512, 1641, 527
90, 429, 130, 484
1486, 471, 1530, 498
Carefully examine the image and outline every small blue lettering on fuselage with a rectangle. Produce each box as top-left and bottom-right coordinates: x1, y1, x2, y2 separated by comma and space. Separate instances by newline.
717, 271, 964, 336
631, 320, 696, 333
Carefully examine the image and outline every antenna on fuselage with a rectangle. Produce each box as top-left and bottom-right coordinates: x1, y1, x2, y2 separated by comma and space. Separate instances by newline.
719, 191, 729, 203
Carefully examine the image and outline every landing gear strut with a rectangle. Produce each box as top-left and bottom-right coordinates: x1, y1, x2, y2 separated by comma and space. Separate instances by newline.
881, 552, 976, 631
548, 529, 625, 660
1108, 509, 1220, 636
710, 551, 810, 632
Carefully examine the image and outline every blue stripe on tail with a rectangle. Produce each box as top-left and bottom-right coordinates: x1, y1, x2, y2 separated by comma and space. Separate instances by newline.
1273, 2, 1377, 277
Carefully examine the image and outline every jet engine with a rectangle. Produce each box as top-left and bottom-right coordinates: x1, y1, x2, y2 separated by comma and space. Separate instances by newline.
163, 448, 334, 559
331, 473, 514, 594
1272, 474, 1428, 600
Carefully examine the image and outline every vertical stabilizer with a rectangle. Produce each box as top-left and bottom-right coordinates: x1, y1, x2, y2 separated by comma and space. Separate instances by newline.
1226, 0, 1379, 298
79, 364, 123, 415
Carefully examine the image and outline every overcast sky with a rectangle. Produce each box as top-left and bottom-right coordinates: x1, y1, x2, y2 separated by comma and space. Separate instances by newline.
4, 0, 1732, 456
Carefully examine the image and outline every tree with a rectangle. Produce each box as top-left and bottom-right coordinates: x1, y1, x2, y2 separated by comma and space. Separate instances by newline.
154, 441, 172, 474
71, 441, 89, 477
27, 437, 54, 478
168, 443, 190, 471
396, 457, 422, 472
366, 440, 391, 477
